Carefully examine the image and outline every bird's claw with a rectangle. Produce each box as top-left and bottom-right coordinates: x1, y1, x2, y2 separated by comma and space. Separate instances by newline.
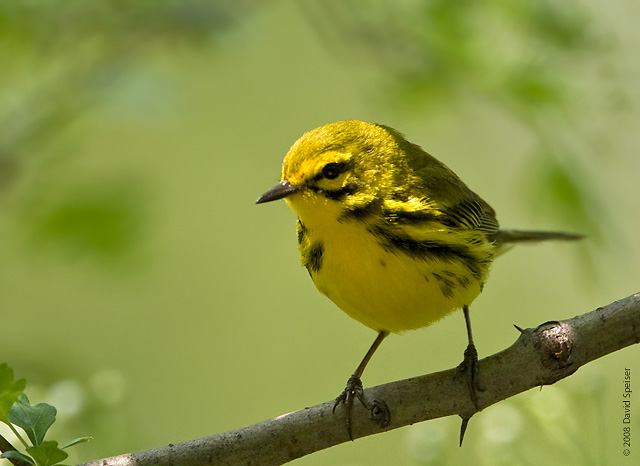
455, 342, 482, 409
333, 375, 390, 440
455, 342, 484, 445
333, 375, 366, 440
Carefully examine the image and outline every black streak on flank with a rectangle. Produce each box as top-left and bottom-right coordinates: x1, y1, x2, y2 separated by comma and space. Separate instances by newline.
457, 275, 472, 288
374, 226, 469, 261
371, 225, 484, 280
432, 272, 456, 290
439, 283, 454, 299
432, 273, 455, 299
297, 220, 307, 245
304, 242, 324, 273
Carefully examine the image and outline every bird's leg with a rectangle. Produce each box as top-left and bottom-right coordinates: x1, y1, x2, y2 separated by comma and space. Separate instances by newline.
333, 330, 390, 440
455, 305, 482, 445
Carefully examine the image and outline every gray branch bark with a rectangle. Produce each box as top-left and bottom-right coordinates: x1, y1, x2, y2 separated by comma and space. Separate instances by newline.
77, 292, 640, 466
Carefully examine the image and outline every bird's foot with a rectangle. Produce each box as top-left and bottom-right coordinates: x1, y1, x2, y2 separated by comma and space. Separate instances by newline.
455, 342, 484, 445
333, 374, 390, 440
455, 341, 482, 408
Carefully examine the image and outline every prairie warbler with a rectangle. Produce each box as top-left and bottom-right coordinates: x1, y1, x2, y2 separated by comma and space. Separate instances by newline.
257, 120, 581, 440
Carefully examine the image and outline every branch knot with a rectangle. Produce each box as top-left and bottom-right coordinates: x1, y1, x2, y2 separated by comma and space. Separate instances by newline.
534, 321, 574, 370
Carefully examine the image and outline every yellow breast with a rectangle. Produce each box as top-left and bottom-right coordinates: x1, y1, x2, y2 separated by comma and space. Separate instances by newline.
288, 193, 490, 333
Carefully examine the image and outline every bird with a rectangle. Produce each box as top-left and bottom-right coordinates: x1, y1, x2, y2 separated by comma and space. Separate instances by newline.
256, 120, 582, 442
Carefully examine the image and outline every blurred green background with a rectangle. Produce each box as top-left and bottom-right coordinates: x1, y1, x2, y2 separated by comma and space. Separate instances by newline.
1, 1, 638, 465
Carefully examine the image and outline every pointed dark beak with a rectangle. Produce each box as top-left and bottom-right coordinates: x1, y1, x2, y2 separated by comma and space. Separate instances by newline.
256, 180, 299, 204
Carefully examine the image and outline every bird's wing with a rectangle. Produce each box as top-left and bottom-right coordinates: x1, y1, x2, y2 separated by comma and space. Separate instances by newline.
440, 195, 500, 236
395, 140, 500, 238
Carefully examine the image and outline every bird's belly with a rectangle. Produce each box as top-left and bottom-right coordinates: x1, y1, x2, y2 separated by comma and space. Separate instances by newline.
310, 225, 484, 333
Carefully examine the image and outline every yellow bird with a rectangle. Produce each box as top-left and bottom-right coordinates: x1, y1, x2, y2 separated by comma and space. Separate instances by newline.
257, 120, 581, 440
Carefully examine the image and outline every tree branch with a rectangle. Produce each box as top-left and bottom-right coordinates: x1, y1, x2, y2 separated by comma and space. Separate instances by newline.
72, 292, 638, 465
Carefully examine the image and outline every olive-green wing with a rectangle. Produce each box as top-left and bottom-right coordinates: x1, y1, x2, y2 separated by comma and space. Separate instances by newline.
440, 194, 500, 236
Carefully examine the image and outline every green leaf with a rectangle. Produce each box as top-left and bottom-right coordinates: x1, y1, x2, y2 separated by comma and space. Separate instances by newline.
1, 450, 36, 465
26, 441, 68, 466
60, 436, 92, 449
9, 393, 57, 446
0, 363, 27, 424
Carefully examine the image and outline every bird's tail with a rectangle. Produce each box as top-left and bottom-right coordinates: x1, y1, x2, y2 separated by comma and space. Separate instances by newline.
491, 229, 584, 255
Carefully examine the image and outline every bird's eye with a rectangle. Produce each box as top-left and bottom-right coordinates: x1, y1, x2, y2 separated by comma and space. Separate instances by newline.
322, 163, 341, 180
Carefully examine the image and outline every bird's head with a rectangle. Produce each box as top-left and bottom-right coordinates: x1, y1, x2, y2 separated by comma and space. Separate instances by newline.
256, 120, 411, 221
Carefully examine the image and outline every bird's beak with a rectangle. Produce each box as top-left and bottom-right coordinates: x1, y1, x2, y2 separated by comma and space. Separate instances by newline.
255, 180, 299, 204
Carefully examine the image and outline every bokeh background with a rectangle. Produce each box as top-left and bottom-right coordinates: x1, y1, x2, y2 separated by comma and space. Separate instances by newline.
1, 1, 639, 465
